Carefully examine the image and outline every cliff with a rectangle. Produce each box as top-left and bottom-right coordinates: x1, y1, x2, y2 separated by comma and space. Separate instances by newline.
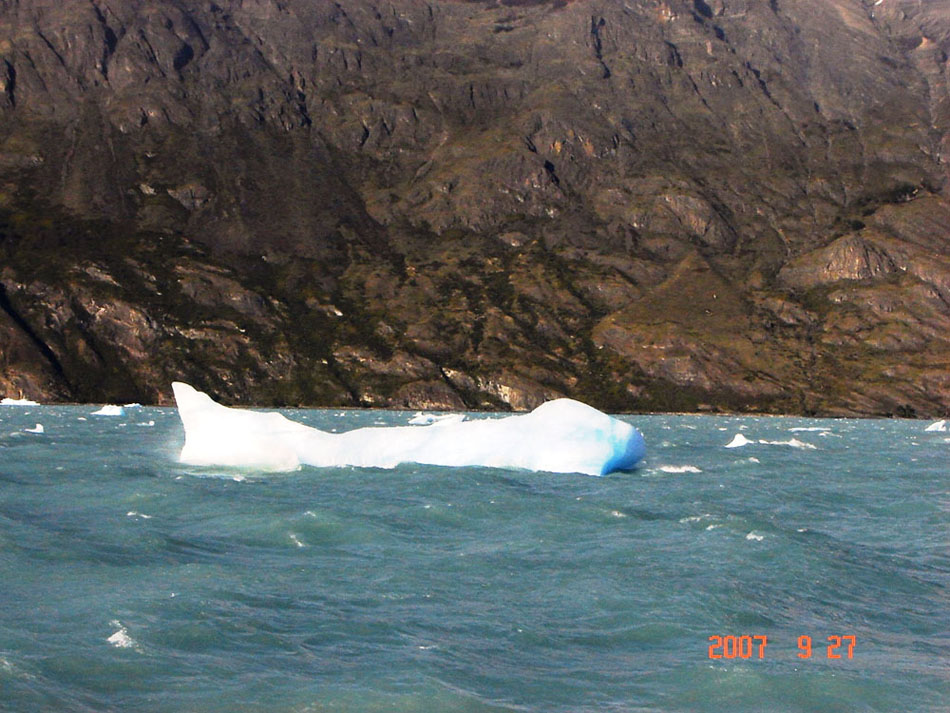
1, 0, 950, 416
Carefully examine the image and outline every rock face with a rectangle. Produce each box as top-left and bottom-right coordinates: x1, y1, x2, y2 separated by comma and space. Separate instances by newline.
1, 0, 950, 415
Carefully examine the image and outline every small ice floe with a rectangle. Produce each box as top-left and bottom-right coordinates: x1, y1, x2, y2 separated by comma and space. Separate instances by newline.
748, 457, 760, 463
745, 532, 765, 541
609, 510, 627, 518
289, 533, 305, 547
1, 397, 39, 406
107, 621, 139, 650
725, 434, 815, 450
705, 524, 721, 531
123, 403, 142, 409
658, 465, 702, 473
23, 423, 44, 434
408, 412, 466, 426
789, 427, 830, 432
0, 655, 35, 681
725, 433, 751, 448
92, 405, 125, 416
126, 511, 153, 520
135, 421, 156, 427
924, 420, 946, 432
758, 438, 816, 449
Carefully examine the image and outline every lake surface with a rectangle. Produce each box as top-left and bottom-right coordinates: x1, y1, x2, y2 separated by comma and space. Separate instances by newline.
0, 405, 947, 712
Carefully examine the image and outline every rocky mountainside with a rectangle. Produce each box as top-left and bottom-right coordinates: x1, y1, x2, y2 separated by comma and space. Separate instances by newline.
1, 0, 950, 416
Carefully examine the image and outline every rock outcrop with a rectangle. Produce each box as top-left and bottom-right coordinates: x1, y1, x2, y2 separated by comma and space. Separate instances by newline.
1, 0, 949, 416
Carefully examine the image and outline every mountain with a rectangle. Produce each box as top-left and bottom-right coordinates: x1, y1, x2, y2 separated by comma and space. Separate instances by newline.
1, 0, 949, 416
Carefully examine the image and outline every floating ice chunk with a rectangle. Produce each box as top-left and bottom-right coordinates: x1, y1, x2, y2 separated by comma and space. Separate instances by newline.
679, 514, 712, 523
658, 465, 702, 473
107, 621, 138, 649
745, 531, 765, 541
725, 433, 815, 450
172, 382, 646, 476
92, 405, 125, 416
725, 433, 750, 448
758, 438, 816, 449
24, 423, 44, 434
924, 420, 946, 432
123, 403, 142, 408
407, 412, 466, 426
789, 427, 830, 432
1, 397, 39, 406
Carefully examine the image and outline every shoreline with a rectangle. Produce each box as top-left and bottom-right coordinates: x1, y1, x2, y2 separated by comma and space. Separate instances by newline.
2, 399, 946, 422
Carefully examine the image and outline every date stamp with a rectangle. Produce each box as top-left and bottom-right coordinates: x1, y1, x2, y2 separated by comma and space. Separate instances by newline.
707, 635, 856, 660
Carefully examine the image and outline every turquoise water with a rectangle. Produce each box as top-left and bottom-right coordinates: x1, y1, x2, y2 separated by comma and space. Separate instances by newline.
0, 406, 947, 712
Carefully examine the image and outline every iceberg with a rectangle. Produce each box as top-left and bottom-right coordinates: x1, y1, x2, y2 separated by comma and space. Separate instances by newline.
725, 433, 751, 448
1, 397, 39, 406
92, 405, 125, 416
924, 419, 946, 432
172, 382, 645, 476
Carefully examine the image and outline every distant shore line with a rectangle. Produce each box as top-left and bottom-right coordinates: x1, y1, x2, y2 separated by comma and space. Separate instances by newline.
2, 397, 947, 421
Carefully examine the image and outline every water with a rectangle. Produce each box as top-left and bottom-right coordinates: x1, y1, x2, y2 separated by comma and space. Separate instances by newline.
0, 406, 947, 712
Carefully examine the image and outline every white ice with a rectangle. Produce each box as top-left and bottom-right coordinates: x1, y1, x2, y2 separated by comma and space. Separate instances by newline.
107, 621, 138, 650
924, 419, 946, 432
92, 405, 125, 416
1, 397, 39, 406
724, 433, 815, 449
172, 382, 646, 476
725, 433, 751, 448
407, 412, 465, 426
657, 465, 702, 473
24, 423, 44, 434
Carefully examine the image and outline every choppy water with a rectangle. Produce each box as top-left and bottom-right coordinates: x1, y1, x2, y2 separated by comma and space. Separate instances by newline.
0, 405, 947, 713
